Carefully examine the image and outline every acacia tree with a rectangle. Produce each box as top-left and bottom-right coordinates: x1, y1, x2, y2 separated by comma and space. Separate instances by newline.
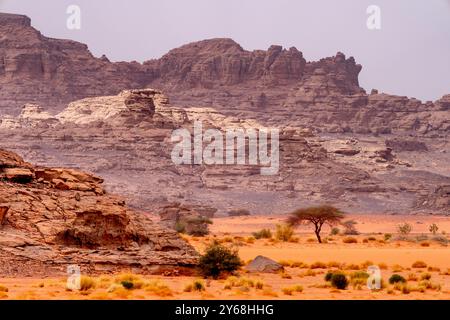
287, 205, 345, 243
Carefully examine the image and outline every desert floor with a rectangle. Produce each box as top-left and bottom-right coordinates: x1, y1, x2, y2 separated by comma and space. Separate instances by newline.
0, 214, 449, 300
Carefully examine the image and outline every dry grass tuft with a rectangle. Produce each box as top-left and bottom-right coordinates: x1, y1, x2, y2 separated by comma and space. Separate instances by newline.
291, 261, 309, 268
282, 285, 303, 295
262, 288, 278, 297
223, 276, 257, 290
344, 263, 361, 271
184, 279, 205, 292
407, 273, 418, 281
145, 281, 173, 297
90, 292, 110, 300
327, 261, 342, 269
378, 263, 388, 270
302, 269, 317, 277
418, 280, 441, 291
310, 261, 327, 269
412, 261, 427, 268
420, 273, 432, 281
392, 264, 404, 272
112, 287, 132, 299
427, 266, 440, 272
343, 237, 358, 244
80, 276, 96, 292
280, 272, 292, 279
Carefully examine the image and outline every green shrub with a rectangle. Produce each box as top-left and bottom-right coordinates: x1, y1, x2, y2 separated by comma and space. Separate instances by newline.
384, 233, 392, 241
330, 227, 340, 236
121, 280, 134, 290
193, 280, 205, 291
255, 281, 264, 290
252, 229, 272, 239
389, 274, 406, 284
275, 224, 294, 242
324, 271, 334, 282
397, 223, 412, 235
429, 224, 439, 235
198, 242, 242, 278
184, 280, 205, 292
330, 273, 348, 290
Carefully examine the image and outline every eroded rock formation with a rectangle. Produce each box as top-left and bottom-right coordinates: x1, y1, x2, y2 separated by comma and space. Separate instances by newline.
1, 13, 448, 136
0, 148, 198, 277
2, 89, 448, 216
0, 13, 448, 217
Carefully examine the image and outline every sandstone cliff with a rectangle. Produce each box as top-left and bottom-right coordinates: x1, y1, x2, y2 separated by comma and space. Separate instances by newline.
0, 148, 198, 277
1, 13, 448, 135
1, 89, 448, 216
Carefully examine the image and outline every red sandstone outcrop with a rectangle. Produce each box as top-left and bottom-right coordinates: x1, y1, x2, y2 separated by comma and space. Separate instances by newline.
0, 148, 198, 276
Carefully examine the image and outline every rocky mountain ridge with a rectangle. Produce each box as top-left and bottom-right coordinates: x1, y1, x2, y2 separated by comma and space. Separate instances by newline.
1, 13, 448, 136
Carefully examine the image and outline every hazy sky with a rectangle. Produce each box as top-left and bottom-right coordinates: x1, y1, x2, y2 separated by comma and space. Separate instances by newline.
1, 0, 449, 101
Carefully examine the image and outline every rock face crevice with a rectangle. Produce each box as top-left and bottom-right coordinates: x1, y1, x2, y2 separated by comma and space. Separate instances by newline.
0, 148, 198, 276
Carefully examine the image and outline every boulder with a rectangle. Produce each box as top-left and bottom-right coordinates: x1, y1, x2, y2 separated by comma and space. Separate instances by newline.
3, 168, 34, 183
245, 255, 284, 273
375, 148, 394, 161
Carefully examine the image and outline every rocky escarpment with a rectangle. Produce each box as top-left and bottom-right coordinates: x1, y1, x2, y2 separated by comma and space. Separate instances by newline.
0, 88, 188, 130
1, 13, 448, 135
0, 13, 150, 116
148, 39, 307, 87
1, 89, 448, 216
0, 148, 198, 277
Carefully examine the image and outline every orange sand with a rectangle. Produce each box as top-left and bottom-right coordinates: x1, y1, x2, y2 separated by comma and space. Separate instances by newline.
1, 214, 449, 300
